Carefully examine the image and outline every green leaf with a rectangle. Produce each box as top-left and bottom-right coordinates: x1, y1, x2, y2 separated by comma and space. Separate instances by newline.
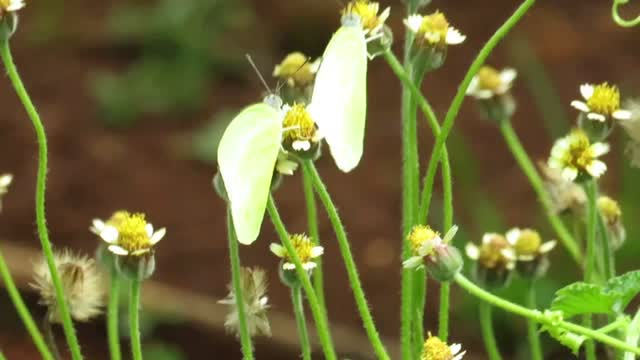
603, 270, 640, 313
550, 282, 613, 319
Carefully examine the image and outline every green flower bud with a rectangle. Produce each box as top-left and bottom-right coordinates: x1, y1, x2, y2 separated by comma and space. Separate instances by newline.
425, 244, 463, 282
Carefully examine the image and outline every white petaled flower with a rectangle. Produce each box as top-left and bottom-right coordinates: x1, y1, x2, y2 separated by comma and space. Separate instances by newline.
0, 0, 25, 15
421, 333, 466, 360
466, 66, 518, 99
404, 12, 466, 47
466, 233, 515, 271
548, 129, 610, 181
342, 0, 390, 36
31, 250, 106, 323
570, 83, 632, 122
281, 103, 323, 155
505, 228, 556, 262
272, 52, 321, 89
219, 267, 271, 338
91, 211, 166, 257
270, 234, 323, 271
403, 225, 458, 269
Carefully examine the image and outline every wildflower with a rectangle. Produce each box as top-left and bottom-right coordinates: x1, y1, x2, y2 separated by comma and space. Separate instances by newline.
404, 12, 466, 48
92, 211, 166, 257
31, 250, 105, 323
0, 173, 12, 211
270, 234, 323, 271
506, 227, 556, 278
0, 0, 25, 17
403, 225, 463, 281
421, 333, 466, 360
570, 83, 631, 122
342, 0, 390, 36
597, 196, 626, 249
281, 103, 323, 156
466, 233, 515, 287
547, 129, 610, 181
538, 161, 587, 214
467, 66, 517, 100
219, 267, 271, 338
273, 52, 320, 89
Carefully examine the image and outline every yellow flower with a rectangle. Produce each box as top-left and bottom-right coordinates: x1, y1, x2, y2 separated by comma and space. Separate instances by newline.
0, 0, 25, 16
282, 103, 321, 152
91, 211, 166, 256
548, 129, 610, 181
272, 52, 320, 88
270, 234, 324, 271
571, 83, 632, 122
466, 66, 517, 99
404, 11, 466, 47
342, 0, 390, 35
505, 228, 556, 261
421, 333, 466, 360
403, 225, 458, 269
466, 233, 515, 270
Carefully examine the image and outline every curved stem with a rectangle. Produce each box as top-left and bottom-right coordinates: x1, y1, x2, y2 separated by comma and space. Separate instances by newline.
107, 270, 122, 360
499, 118, 582, 264
302, 169, 326, 313
612, 1, 640, 27
0, 40, 83, 360
526, 283, 543, 360
266, 196, 337, 360
479, 302, 503, 360
454, 273, 640, 354
292, 287, 312, 360
226, 211, 254, 360
303, 161, 391, 360
129, 280, 143, 360
0, 250, 55, 360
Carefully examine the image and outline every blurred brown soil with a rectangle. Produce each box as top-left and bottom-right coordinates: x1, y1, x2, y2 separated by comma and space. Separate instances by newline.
0, 0, 638, 359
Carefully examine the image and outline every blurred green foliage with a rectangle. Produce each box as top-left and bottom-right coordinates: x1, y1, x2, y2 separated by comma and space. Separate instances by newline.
143, 343, 186, 360
191, 109, 238, 165
91, 0, 253, 127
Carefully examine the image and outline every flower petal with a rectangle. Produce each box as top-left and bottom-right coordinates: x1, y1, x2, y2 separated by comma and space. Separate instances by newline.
442, 225, 459, 244
108, 245, 129, 256
150, 227, 166, 245
580, 84, 594, 100
446, 28, 466, 45
282, 262, 296, 270
100, 226, 119, 244
145, 223, 154, 237
539, 240, 557, 253
591, 142, 610, 157
402, 256, 424, 269
465, 243, 479, 259
587, 112, 607, 122
613, 109, 633, 120
505, 228, 521, 245
403, 14, 423, 33
587, 160, 607, 178
303, 262, 317, 270
269, 243, 287, 258
499, 68, 518, 86
310, 246, 324, 258
570, 100, 590, 113
561, 167, 579, 181
90, 219, 105, 235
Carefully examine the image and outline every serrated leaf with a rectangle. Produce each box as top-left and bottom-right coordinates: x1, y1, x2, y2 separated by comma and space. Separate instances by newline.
550, 282, 614, 319
603, 270, 640, 313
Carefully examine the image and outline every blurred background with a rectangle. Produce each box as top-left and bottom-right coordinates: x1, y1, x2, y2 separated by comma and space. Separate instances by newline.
0, 0, 638, 358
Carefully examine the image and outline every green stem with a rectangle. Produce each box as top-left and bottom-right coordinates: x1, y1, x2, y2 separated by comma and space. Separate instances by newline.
526, 283, 543, 360
292, 287, 312, 360
438, 282, 450, 341
129, 280, 143, 360
107, 270, 122, 360
0, 351, 6, 360
624, 308, 640, 360
454, 273, 640, 354
0, 40, 83, 360
479, 301, 503, 360
43, 313, 62, 360
266, 196, 337, 360
498, 118, 582, 264
583, 180, 599, 360
303, 161, 391, 360
597, 210, 615, 280
0, 237, 55, 360
612, 1, 640, 27
302, 168, 326, 313
226, 211, 254, 360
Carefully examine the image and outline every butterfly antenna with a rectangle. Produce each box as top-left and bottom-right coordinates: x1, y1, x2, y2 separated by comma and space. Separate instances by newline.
245, 54, 272, 94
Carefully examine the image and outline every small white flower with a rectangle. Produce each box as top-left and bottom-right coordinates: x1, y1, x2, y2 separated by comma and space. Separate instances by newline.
466, 66, 517, 99
570, 83, 631, 122
404, 12, 466, 47
270, 234, 323, 271
548, 129, 610, 181
505, 227, 556, 261
91, 211, 166, 257
466, 233, 515, 270
0, 0, 25, 13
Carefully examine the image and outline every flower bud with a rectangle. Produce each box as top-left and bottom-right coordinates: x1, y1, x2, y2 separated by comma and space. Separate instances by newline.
425, 244, 463, 282
116, 253, 156, 281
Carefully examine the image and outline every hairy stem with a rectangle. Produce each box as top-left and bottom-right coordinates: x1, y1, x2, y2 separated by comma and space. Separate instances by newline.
302, 169, 326, 313
583, 180, 599, 360
129, 279, 143, 360
107, 269, 122, 360
0, 40, 83, 360
292, 287, 312, 360
526, 283, 543, 360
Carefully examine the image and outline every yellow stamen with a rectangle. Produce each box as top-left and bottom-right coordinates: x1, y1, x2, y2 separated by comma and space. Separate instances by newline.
477, 66, 503, 91
587, 83, 621, 116
287, 234, 316, 264
422, 334, 453, 360
408, 225, 439, 255
114, 212, 152, 253
283, 104, 316, 143
479, 234, 511, 269
513, 229, 542, 256
343, 0, 383, 32
562, 130, 597, 170
419, 11, 450, 45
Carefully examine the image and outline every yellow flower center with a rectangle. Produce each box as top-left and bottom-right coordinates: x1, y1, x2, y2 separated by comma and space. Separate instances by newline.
479, 234, 511, 269
408, 225, 439, 255
113, 212, 152, 253
477, 66, 503, 91
343, 0, 383, 32
286, 234, 317, 264
283, 104, 317, 143
273, 52, 316, 88
422, 335, 453, 360
562, 130, 597, 171
598, 196, 621, 226
419, 12, 450, 45
587, 83, 620, 116
513, 229, 542, 256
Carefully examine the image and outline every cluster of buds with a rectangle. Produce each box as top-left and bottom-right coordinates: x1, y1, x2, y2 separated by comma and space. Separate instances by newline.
466, 65, 518, 123
403, 225, 463, 282
466, 228, 555, 287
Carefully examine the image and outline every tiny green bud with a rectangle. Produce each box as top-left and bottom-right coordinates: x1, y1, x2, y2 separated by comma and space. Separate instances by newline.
425, 244, 463, 282
278, 261, 304, 288
366, 25, 393, 60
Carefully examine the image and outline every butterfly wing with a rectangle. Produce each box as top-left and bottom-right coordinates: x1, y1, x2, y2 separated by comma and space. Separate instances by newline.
309, 25, 367, 173
217, 103, 283, 245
